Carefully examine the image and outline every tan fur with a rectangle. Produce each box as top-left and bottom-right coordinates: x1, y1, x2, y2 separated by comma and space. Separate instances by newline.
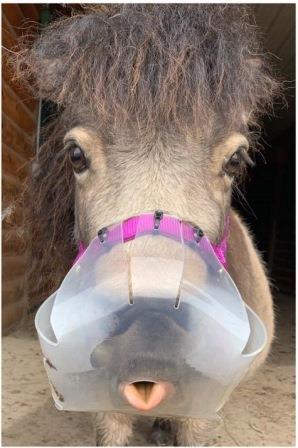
94, 412, 136, 446
227, 211, 274, 370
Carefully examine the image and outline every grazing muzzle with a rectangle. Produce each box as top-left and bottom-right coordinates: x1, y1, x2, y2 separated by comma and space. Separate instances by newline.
35, 211, 266, 418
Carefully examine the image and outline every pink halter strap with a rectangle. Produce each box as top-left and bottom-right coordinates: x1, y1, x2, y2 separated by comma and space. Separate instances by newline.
73, 212, 229, 268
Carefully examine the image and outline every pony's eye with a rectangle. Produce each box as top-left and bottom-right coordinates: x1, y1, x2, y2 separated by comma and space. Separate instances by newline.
68, 145, 88, 173
223, 147, 254, 178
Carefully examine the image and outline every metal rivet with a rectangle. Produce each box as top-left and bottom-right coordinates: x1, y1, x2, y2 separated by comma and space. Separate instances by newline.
193, 226, 204, 242
153, 210, 164, 230
98, 227, 108, 243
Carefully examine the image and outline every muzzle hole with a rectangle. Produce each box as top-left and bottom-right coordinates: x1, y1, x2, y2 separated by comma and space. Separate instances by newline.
174, 282, 182, 309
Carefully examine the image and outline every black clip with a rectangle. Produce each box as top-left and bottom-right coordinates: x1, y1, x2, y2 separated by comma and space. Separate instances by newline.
98, 227, 108, 243
193, 226, 204, 242
153, 210, 164, 230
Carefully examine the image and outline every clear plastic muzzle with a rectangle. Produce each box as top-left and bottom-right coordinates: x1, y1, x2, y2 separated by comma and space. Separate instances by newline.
35, 214, 267, 418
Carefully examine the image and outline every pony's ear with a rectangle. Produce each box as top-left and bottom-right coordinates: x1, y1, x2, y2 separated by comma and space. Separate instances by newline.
10, 15, 73, 104
11, 12, 98, 105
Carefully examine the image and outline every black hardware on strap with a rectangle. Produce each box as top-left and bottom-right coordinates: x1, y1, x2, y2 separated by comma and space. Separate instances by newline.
98, 227, 108, 243
153, 210, 164, 230
193, 226, 204, 242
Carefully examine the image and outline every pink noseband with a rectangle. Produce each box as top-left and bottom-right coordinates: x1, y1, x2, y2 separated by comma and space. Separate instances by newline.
74, 212, 229, 268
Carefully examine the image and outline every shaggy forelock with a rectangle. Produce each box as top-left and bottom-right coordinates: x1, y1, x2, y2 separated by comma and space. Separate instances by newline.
16, 4, 279, 135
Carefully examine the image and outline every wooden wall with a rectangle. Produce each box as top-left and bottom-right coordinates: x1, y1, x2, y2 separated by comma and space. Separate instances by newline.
2, 4, 40, 333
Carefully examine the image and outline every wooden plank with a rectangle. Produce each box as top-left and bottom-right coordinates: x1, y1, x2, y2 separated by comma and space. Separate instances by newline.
2, 141, 29, 165
3, 113, 35, 148
2, 21, 17, 50
13, 4, 27, 21
2, 300, 26, 333
1, 12, 35, 51
2, 229, 27, 256
2, 5, 28, 33
2, 83, 37, 129
3, 143, 30, 181
3, 83, 36, 122
2, 254, 27, 281
2, 172, 23, 189
2, 3, 39, 331
2, 60, 37, 111
2, 12, 19, 42
2, 84, 37, 135
2, 173, 24, 203
19, 4, 40, 23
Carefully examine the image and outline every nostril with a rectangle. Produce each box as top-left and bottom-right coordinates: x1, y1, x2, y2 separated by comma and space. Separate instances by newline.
133, 381, 155, 403
120, 380, 174, 411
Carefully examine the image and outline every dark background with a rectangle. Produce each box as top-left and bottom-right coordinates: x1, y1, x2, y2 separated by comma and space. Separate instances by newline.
235, 4, 295, 296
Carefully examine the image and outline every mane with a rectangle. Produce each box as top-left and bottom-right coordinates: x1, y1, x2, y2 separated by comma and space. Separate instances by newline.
10, 4, 280, 305
15, 4, 279, 132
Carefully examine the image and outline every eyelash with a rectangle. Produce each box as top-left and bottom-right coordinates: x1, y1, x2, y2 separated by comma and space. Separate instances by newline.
222, 147, 255, 179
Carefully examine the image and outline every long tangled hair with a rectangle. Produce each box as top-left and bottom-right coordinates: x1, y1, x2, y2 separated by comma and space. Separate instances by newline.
11, 4, 280, 306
